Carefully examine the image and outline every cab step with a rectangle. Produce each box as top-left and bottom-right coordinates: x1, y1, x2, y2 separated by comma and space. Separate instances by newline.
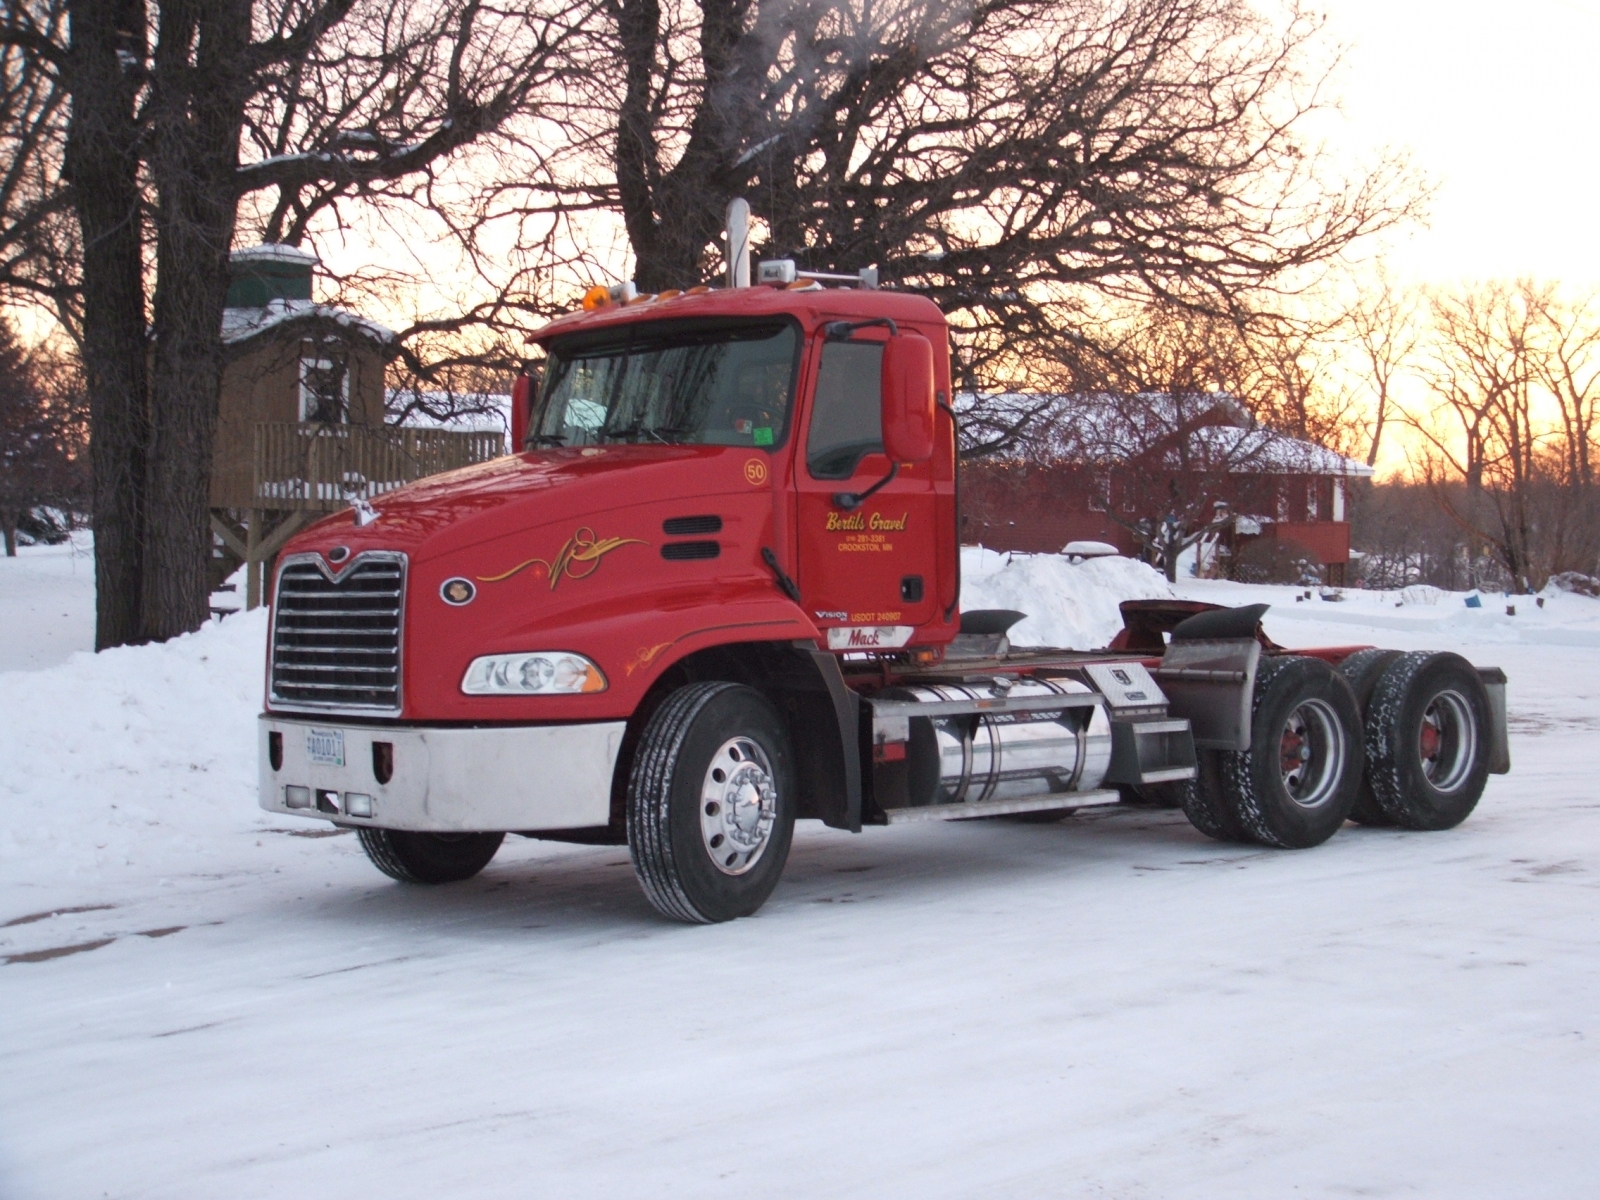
881, 789, 1122, 824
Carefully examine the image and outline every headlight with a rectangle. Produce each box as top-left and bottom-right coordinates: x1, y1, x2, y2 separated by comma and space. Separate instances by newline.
461, 652, 607, 695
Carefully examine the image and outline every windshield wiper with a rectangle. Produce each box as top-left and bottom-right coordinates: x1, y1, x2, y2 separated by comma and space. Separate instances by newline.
602, 422, 689, 444
529, 433, 566, 446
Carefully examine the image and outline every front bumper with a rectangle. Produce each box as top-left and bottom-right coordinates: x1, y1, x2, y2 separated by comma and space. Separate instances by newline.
259, 715, 626, 832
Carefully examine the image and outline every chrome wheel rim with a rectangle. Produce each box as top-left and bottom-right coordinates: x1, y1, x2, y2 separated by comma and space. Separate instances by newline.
699, 737, 778, 876
1277, 698, 1346, 809
1420, 689, 1477, 793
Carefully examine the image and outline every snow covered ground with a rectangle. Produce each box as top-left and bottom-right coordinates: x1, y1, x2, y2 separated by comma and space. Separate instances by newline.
3, 548, 1599, 1198
0, 533, 96, 672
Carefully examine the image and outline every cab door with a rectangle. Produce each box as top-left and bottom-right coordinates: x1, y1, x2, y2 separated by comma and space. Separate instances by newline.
793, 331, 942, 650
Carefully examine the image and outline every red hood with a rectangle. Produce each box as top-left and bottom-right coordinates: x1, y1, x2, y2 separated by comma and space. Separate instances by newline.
285, 443, 743, 567
273, 441, 814, 721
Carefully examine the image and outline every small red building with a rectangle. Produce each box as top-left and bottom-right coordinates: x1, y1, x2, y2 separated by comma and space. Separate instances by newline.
958, 392, 1373, 582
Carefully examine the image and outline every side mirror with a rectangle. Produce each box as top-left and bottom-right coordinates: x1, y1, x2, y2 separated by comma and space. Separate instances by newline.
510, 373, 532, 452
880, 333, 936, 463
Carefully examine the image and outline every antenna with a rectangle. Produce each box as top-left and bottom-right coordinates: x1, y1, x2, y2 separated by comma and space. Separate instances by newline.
725, 198, 751, 288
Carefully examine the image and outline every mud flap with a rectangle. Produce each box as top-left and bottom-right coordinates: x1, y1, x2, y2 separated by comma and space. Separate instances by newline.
1478, 666, 1511, 774
1152, 638, 1261, 751
804, 648, 864, 831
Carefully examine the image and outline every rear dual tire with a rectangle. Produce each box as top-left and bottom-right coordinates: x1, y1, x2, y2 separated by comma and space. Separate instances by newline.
1177, 750, 1250, 843
1337, 648, 1403, 825
1361, 652, 1491, 830
1216, 655, 1364, 849
1180, 655, 1363, 848
1179, 649, 1492, 847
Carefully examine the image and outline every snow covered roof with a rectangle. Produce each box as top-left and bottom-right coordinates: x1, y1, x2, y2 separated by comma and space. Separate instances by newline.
230, 243, 318, 267
221, 298, 396, 347
388, 390, 510, 439
962, 391, 1374, 477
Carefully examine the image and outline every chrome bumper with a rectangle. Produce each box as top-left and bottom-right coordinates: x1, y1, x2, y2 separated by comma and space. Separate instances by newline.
259, 715, 626, 832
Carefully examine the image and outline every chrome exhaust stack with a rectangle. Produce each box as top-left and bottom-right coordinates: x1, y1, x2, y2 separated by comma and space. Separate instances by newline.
725, 197, 751, 288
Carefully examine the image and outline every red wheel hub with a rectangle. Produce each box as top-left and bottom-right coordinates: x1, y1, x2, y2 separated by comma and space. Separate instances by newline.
1420, 721, 1442, 761
1280, 729, 1308, 775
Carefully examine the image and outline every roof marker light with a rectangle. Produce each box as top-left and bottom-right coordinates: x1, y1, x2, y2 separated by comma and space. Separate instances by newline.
581, 285, 611, 311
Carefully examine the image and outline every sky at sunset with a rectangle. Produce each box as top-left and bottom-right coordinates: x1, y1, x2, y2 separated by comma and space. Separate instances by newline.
1321, 0, 1600, 286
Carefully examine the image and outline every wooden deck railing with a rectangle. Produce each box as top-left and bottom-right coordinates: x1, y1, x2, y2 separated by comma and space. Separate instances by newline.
251, 422, 504, 511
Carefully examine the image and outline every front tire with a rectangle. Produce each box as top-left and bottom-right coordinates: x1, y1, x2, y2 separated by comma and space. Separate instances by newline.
357, 829, 505, 884
1218, 655, 1363, 849
627, 682, 796, 923
1364, 652, 1491, 830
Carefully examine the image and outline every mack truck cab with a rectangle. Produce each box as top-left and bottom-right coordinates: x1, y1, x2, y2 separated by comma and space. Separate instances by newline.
258, 263, 1510, 924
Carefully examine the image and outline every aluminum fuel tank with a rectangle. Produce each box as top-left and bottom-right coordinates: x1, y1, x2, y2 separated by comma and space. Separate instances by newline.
895, 678, 1113, 808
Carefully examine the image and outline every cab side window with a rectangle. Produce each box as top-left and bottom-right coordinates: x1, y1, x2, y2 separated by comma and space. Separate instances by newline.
806, 341, 883, 479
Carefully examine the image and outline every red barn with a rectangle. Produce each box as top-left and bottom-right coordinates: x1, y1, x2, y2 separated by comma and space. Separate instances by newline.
958, 392, 1373, 583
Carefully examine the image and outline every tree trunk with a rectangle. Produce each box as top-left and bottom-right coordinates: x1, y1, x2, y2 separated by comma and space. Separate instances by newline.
140, 0, 250, 640
2, 514, 16, 557
614, 0, 744, 292
1366, 394, 1386, 468
66, 0, 152, 650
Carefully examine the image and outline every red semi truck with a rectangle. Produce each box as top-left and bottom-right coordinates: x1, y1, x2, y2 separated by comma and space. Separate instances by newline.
258, 254, 1510, 923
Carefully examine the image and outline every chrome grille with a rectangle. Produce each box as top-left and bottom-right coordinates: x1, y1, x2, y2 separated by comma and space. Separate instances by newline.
269, 552, 405, 712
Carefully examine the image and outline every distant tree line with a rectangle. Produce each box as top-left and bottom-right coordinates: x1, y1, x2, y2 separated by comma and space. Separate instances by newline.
1342, 280, 1600, 593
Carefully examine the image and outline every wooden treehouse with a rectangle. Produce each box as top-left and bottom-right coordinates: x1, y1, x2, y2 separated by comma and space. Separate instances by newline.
209, 245, 502, 608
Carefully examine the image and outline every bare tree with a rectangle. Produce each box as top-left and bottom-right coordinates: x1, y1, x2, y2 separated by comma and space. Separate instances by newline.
3, 0, 594, 645
1346, 270, 1417, 468
1345, 281, 1600, 592
1530, 285, 1600, 493
1409, 281, 1549, 592
0, 0, 80, 337
552, 0, 1418, 374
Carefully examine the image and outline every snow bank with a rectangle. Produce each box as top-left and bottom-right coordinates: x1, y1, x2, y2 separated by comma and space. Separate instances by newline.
1174, 575, 1600, 649
960, 546, 1173, 649
0, 611, 268, 891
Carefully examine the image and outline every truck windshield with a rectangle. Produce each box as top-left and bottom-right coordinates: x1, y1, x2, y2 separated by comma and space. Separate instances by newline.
534, 321, 798, 448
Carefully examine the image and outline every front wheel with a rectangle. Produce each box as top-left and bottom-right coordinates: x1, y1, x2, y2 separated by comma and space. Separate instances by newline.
357, 829, 505, 884
627, 682, 796, 923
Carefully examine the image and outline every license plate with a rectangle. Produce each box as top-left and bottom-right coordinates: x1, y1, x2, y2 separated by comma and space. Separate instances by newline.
306, 728, 345, 767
